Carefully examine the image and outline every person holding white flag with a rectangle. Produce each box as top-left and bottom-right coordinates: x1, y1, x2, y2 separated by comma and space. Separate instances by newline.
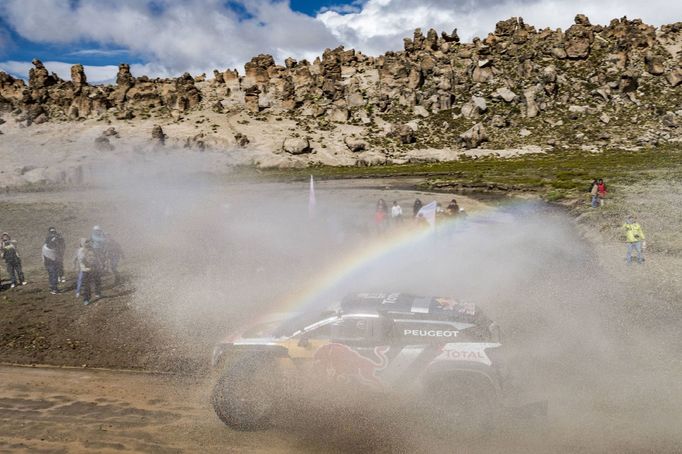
416, 201, 437, 229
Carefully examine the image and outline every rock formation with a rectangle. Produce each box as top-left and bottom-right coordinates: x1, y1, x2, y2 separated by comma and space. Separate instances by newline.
0, 14, 680, 157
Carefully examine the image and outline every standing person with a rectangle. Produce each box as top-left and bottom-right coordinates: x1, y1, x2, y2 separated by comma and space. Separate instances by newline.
375, 199, 388, 232
105, 233, 124, 285
413, 198, 423, 217
42, 236, 60, 294
46, 227, 66, 283
597, 179, 607, 207
1, 233, 26, 288
91, 226, 107, 271
391, 201, 403, 223
79, 239, 101, 306
73, 238, 86, 297
589, 179, 599, 208
623, 216, 646, 264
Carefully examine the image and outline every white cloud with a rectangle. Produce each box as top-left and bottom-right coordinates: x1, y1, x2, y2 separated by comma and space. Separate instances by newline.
1, 0, 681, 81
318, 0, 682, 56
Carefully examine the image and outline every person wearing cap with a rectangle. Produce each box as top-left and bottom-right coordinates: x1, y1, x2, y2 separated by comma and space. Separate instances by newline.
46, 227, 66, 283
1, 232, 26, 288
79, 239, 101, 306
623, 216, 646, 264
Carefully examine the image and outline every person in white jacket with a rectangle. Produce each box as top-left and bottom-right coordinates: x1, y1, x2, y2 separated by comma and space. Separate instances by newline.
391, 201, 403, 223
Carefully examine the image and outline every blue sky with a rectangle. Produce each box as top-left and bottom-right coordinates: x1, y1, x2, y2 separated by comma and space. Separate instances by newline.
0, 0, 679, 83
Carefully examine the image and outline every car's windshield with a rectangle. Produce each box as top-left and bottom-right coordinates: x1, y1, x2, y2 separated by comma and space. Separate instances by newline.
272, 310, 337, 337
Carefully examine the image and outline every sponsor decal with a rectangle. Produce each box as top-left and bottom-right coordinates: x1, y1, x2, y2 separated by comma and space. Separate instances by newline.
434, 343, 500, 366
403, 329, 459, 338
313, 343, 390, 389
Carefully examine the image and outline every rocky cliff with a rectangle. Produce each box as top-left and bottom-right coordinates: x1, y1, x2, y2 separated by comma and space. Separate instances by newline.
1, 15, 681, 165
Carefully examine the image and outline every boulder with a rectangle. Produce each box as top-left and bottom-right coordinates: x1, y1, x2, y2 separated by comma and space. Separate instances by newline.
461, 96, 487, 118
413, 105, 429, 117
70, 64, 87, 88
388, 124, 416, 144
523, 85, 541, 118
234, 133, 250, 147
282, 137, 311, 154
644, 52, 665, 75
28, 59, 58, 89
459, 123, 487, 148
492, 87, 517, 102
94, 135, 114, 151
564, 16, 594, 59
151, 125, 166, 145
619, 70, 639, 93
329, 107, 349, 122
344, 136, 368, 152
665, 69, 682, 87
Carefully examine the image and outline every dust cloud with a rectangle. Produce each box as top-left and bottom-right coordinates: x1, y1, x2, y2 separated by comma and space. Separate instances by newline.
84, 149, 680, 453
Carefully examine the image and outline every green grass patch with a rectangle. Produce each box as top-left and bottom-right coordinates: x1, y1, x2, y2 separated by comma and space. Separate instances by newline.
252, 146, 682, 200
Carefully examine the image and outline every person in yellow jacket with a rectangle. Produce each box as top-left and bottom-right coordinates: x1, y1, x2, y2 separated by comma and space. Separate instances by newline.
623, 216, 645, 264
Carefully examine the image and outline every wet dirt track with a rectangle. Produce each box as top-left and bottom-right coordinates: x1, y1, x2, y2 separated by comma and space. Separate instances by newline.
0, 365, 292, 454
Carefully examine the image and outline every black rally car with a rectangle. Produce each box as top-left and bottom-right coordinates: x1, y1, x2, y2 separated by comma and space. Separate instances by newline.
211, 293, 536, 430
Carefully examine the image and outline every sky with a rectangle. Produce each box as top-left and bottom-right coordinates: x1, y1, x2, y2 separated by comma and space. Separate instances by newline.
0, 0, 680, 83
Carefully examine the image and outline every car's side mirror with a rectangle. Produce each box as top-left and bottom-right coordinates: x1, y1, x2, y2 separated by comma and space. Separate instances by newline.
298, 335, 310, 348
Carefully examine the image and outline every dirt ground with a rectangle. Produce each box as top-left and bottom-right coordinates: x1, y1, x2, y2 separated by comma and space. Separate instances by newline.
0, 178, 680, 453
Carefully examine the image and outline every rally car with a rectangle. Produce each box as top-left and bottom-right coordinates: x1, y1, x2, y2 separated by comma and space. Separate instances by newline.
211, 293, 521, 431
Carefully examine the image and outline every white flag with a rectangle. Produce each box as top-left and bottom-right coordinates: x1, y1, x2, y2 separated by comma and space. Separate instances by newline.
416, 201, 437, 228
308, 175, 316, 218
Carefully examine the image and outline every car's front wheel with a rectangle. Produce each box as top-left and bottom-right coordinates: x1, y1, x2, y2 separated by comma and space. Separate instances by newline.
211, 355, 279, 430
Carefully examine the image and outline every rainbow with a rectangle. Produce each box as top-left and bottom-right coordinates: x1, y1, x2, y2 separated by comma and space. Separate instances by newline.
259, 200, 518, 320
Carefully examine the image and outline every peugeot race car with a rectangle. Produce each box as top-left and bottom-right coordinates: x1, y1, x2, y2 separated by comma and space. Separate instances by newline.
211, 293, 525, 431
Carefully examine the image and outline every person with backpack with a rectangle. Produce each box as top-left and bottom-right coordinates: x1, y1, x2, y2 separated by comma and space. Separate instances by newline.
597, 179, 607, 207
42, 236, 61, 294
46, 227, 66, 283
623, 216, 646, 264
1, 232, 26, 288
79, 239, 102, 306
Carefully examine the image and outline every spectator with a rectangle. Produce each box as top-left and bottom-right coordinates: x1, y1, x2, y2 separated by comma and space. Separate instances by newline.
105, 233, 124, 285
46, 227, 66, 283
413, 198, 423, 217
597, 179, 607, 207
79, 239, 102, 306
42, 236, 60, 295
91, 225, 107, 269
375, 199, 388, 232
391, 201, 403, 223
589, 179, 599, 208
623, 216, 646, 265
1, 233, 26, 288
73, 238, 86, 297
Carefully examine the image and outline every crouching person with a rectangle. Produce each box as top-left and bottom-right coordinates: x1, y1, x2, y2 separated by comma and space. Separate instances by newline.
79, 239, 102, 306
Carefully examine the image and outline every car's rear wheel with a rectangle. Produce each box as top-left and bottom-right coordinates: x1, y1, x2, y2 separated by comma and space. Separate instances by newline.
211, 355, 278, 430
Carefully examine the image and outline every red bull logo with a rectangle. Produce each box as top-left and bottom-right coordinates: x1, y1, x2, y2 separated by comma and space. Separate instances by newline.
313, 343, 390, 390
